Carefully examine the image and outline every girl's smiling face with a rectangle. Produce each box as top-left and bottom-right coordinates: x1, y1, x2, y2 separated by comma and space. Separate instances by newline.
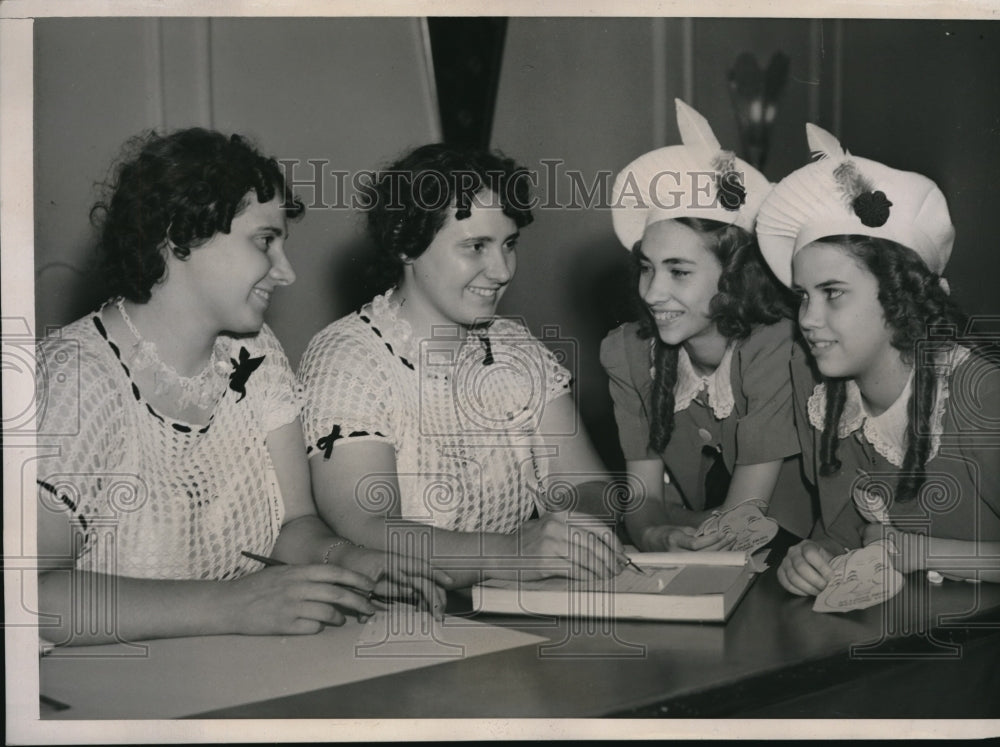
400, 190, 519, 330
637, 219, 722, 347
181, 192, 295, 335
792, 241, 898, 383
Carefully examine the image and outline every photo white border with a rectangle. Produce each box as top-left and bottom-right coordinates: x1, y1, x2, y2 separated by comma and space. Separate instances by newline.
4, 0, 999, 743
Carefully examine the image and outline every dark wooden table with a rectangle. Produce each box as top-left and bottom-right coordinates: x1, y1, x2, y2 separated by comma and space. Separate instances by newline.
194, 569, 1000, 719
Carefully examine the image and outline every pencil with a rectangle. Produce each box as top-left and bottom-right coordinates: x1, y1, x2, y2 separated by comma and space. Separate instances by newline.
624, 557, 647, 575
241, 550, 285, 567
547, 508, 646, 575
240, 550, 418, 605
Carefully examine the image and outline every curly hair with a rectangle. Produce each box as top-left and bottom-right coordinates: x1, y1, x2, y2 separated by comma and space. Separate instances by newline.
633, 217, 794, 454
815, 235, 968, 503
91, 128, 305, 302
362, 143, 534, 292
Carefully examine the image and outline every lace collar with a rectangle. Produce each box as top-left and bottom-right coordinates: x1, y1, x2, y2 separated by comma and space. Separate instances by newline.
666, 342, 735, 418
364, 289, 418, 364
363, 289, 494, 372
807, 345, 971, 467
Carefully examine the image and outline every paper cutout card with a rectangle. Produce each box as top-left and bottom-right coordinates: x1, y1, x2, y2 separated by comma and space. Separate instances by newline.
696, 501, 778, 553
813, 541, 904, 613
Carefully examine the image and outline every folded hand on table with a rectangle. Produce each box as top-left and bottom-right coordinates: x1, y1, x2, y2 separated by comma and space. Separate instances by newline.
224, 564, 380, 636
335, 544, 450, 621
777, 539, 835, 597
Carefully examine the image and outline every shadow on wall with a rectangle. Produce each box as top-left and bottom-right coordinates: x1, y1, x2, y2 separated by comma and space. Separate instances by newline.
35, 258, 109, 335
564, 236, 636, 474
323, 236, 384, 320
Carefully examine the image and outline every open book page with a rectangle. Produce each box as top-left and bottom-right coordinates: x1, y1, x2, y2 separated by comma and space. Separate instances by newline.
479, 564, 745, 596
479, 552, 762, 595
601, 566, 684, 593
478, 566, 681, 593
473, 555, 757, 622
659, 565, 746, 595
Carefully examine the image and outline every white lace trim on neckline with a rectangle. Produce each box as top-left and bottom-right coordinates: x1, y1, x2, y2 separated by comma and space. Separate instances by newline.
806, 345, 971, 467
365, 289, 418, 363
363, 290, 499, 375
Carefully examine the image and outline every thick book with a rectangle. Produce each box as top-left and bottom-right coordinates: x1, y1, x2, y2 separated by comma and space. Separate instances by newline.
471, 551, 759, 622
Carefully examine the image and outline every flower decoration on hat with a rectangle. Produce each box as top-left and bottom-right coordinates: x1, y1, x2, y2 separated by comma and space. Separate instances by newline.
755, 123, 955, 287
851, 188, 893, 228
676, 101, 748, 213
713, 152, 747, 211
808, 124, 894, 228
610, 100, 771, 251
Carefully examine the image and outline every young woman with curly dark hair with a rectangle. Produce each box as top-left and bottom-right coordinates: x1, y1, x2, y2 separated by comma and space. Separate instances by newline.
299, 142, 629, 588
603, 100, 816, 556
361, 142, 534, 295
36, 128, 443, 646
758, 124, 1000, 595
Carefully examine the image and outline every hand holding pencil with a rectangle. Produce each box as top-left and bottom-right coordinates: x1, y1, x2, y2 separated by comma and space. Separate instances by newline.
223, 560, 384, 636
517, 510, 639, 581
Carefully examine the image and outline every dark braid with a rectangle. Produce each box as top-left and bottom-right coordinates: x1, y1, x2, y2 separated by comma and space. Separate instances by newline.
814, 235, 967, 501
648, 342, 680, 453
631, 218, 794, 455
899, 361, 938, 500
819, 379, 847, 476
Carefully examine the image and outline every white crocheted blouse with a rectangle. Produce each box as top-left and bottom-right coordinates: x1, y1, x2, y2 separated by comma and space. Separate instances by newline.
299, 292, 573, 534
35, 312, 301, 580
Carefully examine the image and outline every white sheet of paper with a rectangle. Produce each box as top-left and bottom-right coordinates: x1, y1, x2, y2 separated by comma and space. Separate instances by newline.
40, 609, 546, 719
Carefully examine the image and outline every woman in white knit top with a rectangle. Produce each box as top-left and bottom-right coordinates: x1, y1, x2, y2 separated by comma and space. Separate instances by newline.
36, 129, 443, 646
300, 144, 628, 588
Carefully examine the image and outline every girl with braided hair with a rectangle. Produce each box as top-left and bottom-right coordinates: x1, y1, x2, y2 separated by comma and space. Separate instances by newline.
602, 100, 815, 555
757, 124, 1000, 595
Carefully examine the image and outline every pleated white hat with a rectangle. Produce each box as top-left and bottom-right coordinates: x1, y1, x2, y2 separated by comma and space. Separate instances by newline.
756, 124, 954, 287
610, 99, 772, 250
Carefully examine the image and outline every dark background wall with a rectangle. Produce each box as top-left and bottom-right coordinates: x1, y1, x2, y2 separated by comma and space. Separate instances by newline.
33, 17, 1000, 471
835, 20, 1000, 323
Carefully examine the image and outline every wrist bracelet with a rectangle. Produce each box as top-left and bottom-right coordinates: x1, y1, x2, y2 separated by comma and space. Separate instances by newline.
323, 537, 363, 564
